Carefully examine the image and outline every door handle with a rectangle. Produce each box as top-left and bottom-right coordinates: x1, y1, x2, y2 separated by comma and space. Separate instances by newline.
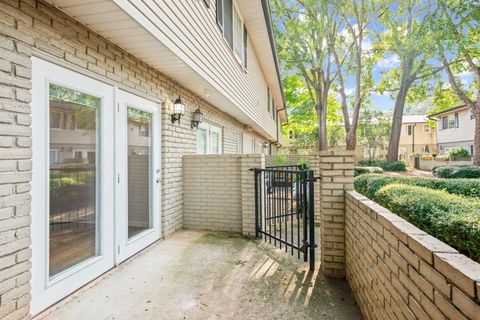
156, 178, 161, 184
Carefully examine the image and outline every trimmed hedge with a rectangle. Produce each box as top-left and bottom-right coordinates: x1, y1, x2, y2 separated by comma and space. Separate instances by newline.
375, 184, 480, 262
358, 159, 407, 171
433, 165, 480, 179
354, 166, 384, 177
354, 173, 480, 199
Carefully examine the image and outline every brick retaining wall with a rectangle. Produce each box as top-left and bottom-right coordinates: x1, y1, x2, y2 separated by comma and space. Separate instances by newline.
346, 191, 480, 319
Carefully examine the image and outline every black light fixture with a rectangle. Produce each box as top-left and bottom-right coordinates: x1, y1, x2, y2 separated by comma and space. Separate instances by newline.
171, 95, 185, 124
191, 108, 204, 129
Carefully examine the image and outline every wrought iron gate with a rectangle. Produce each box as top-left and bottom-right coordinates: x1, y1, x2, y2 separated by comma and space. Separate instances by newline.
252, 165, 317, 271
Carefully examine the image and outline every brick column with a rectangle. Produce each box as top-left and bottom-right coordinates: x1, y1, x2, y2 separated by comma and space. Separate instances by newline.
240, 154, 264, 236
319, 150, 355, 277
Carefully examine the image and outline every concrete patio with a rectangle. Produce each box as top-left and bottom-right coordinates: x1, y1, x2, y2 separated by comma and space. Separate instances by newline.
35, 230, 361, 320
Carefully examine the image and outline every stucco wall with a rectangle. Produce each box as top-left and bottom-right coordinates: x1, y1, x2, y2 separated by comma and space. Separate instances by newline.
346, 191, 480, 320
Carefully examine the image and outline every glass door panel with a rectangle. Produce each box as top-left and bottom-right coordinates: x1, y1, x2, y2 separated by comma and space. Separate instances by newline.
127, 107, 152, 239
48, 84, 100, 278
115, 90, 160, 264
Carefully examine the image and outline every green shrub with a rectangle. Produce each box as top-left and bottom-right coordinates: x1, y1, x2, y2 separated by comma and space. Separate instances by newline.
434, 165, 480, 179
448, 147, 471, 160
376, 184, 480, 262
354, 166, 384, 177
354, 173, 480, 199
358, 159, 407, 171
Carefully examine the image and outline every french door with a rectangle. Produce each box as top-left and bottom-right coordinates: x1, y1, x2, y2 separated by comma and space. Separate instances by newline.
31, 58, 161, 315
115, 90, 161, 263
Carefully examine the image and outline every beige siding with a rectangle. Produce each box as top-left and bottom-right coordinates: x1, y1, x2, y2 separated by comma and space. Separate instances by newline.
119, 0, 278, 138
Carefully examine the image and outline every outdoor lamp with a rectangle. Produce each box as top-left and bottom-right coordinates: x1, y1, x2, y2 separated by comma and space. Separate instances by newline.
191, 108, 203, 129
171, 96, 185, 124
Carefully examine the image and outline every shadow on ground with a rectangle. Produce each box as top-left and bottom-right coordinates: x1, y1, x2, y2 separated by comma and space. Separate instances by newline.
38, 230, 361, 320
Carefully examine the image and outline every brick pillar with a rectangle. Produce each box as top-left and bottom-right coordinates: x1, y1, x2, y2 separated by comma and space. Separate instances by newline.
319, 150, 355, 277
240, 154, 264, 236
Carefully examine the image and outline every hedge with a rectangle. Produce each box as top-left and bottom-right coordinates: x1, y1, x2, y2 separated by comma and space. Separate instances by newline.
358, 159, 407, 171
433, 165, 480, 179
354, 173, 480, 199
375, 184, 480, 262
354, 166, 384, 177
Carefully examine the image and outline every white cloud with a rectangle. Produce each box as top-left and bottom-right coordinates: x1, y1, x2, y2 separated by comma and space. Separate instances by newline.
376, 54, 400, 69
345, 87, 355, 96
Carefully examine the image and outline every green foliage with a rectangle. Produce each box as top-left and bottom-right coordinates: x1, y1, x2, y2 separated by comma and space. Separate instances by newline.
272, 154, 288, 166
354, 173, 480, 199
434, 165, 480, 179
448, 147, 471, 159
358, 107, 391, 159
358, 159, 407, 171
354, 166, 384, 177
376, 184, 480, 262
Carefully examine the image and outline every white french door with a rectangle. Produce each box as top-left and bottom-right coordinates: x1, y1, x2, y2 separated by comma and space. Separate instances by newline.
31, 58, 115, 315
115, 89, 161, 263
31, 58, 161, 314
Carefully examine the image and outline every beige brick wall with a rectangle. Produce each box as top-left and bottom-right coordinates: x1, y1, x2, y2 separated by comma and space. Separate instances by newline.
0, 1, 270, 318
319, 150, 355, 277
183, 154, 264, 235
346, 191, 480, 320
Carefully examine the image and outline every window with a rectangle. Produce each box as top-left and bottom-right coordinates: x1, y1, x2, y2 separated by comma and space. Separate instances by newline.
423, 124, 430, 133
217, 0, 247, 68
233, 4, 243, 63
470, 145, 475, 156
196, 123, 222, 154
236, 132, 243, 154
406, 125, 412, 136
441, 114, 457, 130
50, 111, 65, 129
49, 150, 58, 164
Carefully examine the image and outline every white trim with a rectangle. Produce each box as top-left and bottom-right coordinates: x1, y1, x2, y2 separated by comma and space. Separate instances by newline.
196, 122, 223, 154
115, 89, 161, 264
32, 57, 115, 315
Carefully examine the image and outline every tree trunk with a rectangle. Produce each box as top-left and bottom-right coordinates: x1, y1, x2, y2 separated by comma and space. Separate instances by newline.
317, 94, 328, 150
387, 81, 411, 162
387, 57, 414, 162
346, 130, 356, 150
474, 94, 480, 166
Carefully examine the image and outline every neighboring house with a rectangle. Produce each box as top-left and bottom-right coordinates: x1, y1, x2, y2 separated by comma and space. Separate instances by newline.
398, 115, 436, 158
429, 105, 476, 156
281, 115, 436, 162
0, 0, 286, 317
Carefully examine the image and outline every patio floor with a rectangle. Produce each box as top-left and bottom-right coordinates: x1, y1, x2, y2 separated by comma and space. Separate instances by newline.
36, 230, 361, 320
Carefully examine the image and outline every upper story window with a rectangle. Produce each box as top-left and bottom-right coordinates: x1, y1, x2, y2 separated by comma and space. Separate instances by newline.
217, 0, 247, 69
406, 125, 412, 136
423, 124, 430, 133
440, 113, 459, 130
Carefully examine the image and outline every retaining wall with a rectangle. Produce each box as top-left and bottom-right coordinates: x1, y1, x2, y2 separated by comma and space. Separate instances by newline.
345, 191, 480, 320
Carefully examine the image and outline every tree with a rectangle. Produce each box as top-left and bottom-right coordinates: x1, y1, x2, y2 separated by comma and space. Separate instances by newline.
332, 0, 383, 150
272, 0, 339, 150
376, 0, 444, 162
358, 108, 392, 159
432, 0, 480, 165
281, 75, 342, 149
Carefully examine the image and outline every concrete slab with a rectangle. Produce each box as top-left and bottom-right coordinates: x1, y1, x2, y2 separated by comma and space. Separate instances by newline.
36, 230, 361, 320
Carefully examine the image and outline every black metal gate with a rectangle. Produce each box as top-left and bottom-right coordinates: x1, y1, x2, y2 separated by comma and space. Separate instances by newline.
252, 165, 317, 271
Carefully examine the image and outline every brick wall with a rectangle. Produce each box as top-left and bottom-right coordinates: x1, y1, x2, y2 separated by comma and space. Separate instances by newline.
0, 0, 270, 318
346, 191, 480, 320
183, 154, 263, 235
319, 150, 355, 277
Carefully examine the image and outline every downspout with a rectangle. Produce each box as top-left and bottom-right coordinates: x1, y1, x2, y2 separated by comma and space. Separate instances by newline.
412, 123, 416, 153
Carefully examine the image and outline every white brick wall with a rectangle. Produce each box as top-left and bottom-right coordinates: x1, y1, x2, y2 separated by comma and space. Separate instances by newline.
183, 154, 264, 235
0, 1, 271, 318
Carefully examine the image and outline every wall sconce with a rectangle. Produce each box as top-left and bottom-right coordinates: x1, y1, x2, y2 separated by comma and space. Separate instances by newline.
171, 96, 185, 124
191, 108, 203, 129
262, 141, 269, 149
